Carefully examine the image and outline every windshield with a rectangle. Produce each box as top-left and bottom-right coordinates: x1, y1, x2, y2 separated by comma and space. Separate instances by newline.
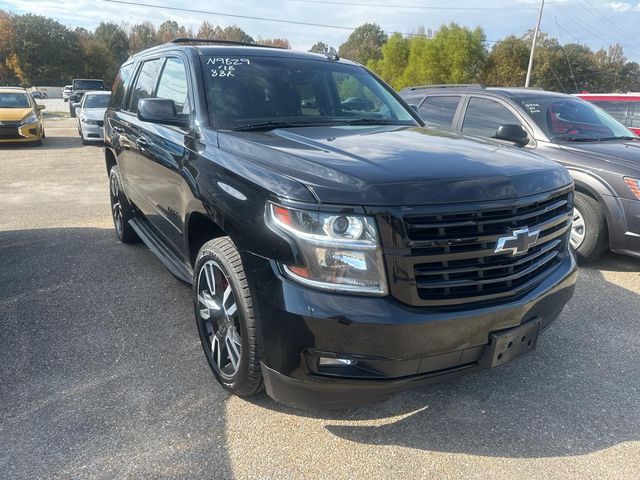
0, 92, 30, 108
83, 94, 110, 108
519, 97, 633, 141
200, 55, 416, 130
73, 80, 104, 90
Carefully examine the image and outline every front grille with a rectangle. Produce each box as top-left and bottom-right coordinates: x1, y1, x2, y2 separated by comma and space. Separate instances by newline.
385, 188, 573, 308
0, 121, 20, 139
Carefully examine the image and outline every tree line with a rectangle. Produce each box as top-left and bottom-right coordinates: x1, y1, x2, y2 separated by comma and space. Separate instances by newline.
1, 10, 638, 93
0, 11, 290, 87
319, 23, 640, 93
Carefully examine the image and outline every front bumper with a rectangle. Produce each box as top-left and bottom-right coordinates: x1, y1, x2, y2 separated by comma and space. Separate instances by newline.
0, 122, 42, 143
244, 251, 577, 408
80, 122, 104, 141
610, 196, 640, 258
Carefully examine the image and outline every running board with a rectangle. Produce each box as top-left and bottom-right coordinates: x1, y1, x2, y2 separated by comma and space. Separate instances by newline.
129, 218, 193, 284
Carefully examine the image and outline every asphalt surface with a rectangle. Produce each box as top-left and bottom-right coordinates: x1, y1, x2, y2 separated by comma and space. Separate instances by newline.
1, 119, 639, 479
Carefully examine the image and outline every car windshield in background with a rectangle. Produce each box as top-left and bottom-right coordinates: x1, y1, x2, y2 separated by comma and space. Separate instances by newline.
0, 93, 30, 108
84, 94, 110, 108
73, 80, 103, 90
199, 55, 416, 130
519, 97, 632, 142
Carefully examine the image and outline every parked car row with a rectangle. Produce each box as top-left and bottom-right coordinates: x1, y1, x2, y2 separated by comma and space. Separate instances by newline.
399, 85, 640, 263
0, 86, 46, 145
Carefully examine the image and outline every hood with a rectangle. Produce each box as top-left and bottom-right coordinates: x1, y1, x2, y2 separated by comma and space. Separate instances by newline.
80, 108, 106, 121
558, 139, 640, 172
218, 126, 572, 206
0, 108, 33, 122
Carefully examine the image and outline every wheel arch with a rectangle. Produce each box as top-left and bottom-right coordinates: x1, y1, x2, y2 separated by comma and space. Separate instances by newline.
568, 168, 626, 249
185, 210, 227, 267
105, 147, 117, 177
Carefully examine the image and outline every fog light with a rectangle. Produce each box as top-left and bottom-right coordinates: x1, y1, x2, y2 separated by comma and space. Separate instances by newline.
318, 357, 356, 366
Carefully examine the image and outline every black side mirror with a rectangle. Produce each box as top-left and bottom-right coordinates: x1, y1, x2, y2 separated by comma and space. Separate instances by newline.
495, 124, 529, 146
138, 98, 190, 128
409, 104, 419, 113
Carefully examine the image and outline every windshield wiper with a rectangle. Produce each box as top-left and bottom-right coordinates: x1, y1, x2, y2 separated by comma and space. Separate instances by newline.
596, 136, 638, 141
553, 133, 599, 142
233, 121, 312, 131
341, 118, 393, 126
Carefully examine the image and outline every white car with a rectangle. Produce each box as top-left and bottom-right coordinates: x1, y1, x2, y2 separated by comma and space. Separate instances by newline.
74, 91, 110, 144
62, 85, 73, 102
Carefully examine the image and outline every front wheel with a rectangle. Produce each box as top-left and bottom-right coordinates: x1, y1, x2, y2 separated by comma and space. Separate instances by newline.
194, 237, 263, 397
571, 192, 608, 262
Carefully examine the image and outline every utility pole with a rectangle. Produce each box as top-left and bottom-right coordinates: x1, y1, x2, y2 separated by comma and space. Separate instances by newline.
525, 0, 545, 88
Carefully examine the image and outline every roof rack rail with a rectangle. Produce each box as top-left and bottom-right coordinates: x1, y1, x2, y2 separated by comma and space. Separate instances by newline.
401, 84, 485, 92
170, 37, 282, 49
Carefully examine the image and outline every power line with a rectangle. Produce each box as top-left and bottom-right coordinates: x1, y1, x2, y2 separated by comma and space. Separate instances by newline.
548, 1, 620, 46
287, 0, 537, 11
582, 0, 633, 41
100, 0, 501, 42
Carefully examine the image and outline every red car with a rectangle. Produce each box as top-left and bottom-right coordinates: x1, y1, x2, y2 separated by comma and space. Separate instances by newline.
576, 93, 640, 136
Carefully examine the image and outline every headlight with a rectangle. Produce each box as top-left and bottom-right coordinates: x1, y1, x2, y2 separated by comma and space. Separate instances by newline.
624, 177, 640, 200
19, 113, 38, 126
266, 202, 388, 295
82, 119, 99, 125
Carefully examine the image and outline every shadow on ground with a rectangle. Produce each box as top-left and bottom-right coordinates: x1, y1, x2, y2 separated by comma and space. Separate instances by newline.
0, 135, 84, 151
0, 227, 232, 479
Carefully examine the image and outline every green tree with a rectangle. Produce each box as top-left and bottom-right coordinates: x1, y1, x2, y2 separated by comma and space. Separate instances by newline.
309, 42, 329, 54
257, 37, 291, 49
95, 22, 129, 64
483, 35, 529, 87
129, 22, 157, 54
10, 14, 83, 85
157, 20, 189, 43
0, 10, 20, 85
368, 33, 410, 89
338, 23, 387, 64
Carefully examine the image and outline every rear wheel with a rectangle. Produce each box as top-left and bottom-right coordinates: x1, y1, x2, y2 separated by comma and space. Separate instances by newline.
571, 192, 608, 262
194, 237, 262, 397
108, 166, 138, 243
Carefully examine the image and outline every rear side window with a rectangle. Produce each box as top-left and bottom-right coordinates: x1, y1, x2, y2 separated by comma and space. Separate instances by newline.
462, 97, 521, 138
591, 100, 628, 123
419, 96, 460, 130
156, 58, 190, 115
128, 59, 162, 113
109, 64, 133, 110
629, 103, 640, 128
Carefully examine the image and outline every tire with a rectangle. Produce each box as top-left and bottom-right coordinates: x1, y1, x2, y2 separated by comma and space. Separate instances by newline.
194, 237, 263, 397
108, 165, 138, 243
571, 192, 608, 262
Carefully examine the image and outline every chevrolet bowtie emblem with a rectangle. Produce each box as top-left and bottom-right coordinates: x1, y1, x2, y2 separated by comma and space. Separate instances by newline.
495, 227, 540, 255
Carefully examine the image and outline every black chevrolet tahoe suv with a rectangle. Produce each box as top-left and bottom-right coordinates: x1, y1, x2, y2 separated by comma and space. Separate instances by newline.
399, 85, 640, 262
104, 39, 577, 408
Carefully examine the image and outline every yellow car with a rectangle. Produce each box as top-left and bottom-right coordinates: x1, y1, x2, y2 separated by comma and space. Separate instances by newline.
0, 87, 46, 145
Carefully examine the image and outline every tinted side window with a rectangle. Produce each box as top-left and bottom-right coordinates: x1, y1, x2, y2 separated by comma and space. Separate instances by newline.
629, 103, 640, 128
109, 63, 133, 110
128, 59, 162, 113
156, 57, 190, 114
592, 100, 628, 122
419, 96, 460, 130
462, 98, 521, 138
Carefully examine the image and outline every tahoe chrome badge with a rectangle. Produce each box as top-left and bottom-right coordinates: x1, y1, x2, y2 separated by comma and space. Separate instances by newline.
495, 227, 540, 255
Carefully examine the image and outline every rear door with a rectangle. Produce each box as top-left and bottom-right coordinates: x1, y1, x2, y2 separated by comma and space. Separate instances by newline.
418, 95, 462, 131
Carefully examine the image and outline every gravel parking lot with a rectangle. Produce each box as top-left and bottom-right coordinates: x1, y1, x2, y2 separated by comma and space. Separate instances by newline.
1, 118, 639, 479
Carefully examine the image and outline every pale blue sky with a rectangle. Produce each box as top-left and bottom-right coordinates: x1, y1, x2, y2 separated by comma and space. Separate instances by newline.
1, 0, 638, 61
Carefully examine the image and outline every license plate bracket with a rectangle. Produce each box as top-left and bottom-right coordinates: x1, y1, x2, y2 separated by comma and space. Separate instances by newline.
479, 318, 541, 369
